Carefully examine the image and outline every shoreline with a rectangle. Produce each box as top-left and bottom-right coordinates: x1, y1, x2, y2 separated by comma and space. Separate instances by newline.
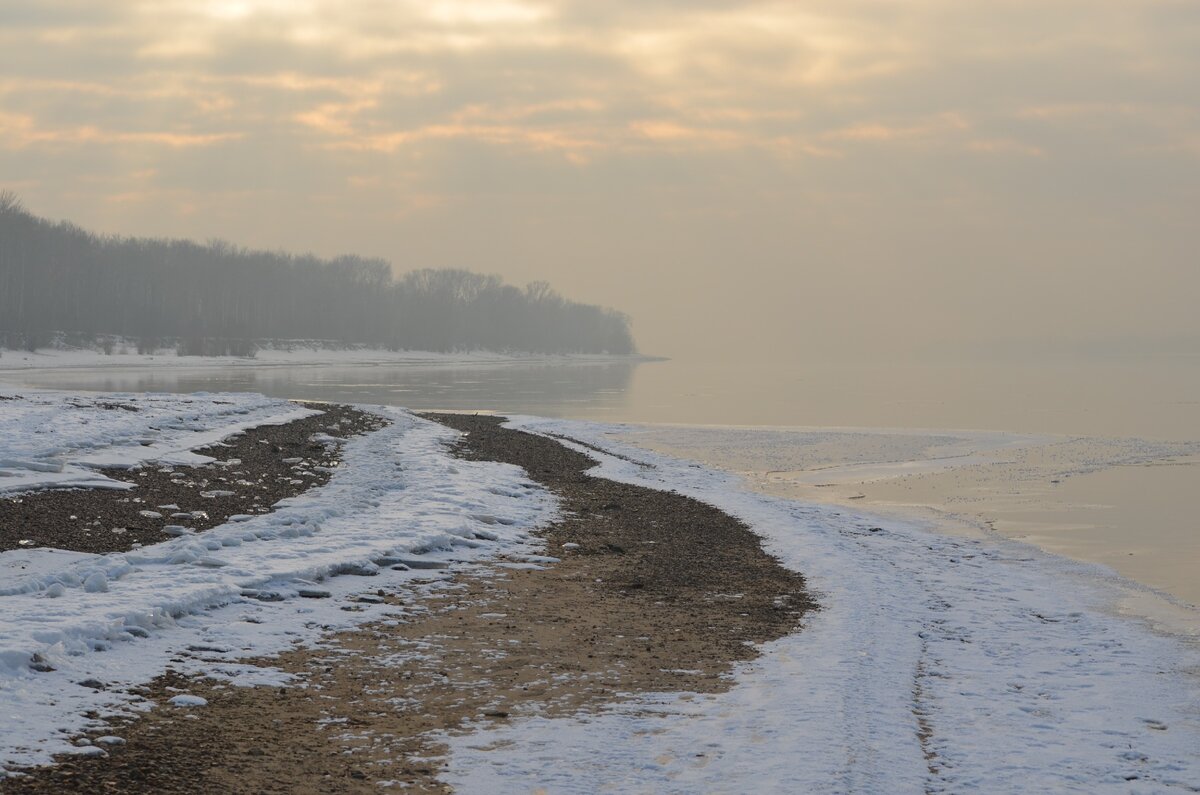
3, 392, 1199, 789
612, 421, 1200, 634
0, 347, 663, 376
2, 413, 811, 792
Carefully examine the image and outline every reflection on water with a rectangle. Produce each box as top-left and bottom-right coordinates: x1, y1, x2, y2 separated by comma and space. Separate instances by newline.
11, 356, 1200, 442
13, 360, 639, 419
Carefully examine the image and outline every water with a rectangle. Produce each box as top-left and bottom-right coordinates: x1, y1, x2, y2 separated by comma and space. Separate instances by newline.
4, 359, 638, 418
8, 354, 1200, 619
11, 355, 1200, 440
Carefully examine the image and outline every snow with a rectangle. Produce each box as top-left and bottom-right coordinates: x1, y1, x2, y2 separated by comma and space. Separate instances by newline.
167, 695, 208, 708
0, 388, 318, 494
0, 396, 556, 772
4, 389, 1199, 790
441, 417, 1200, 794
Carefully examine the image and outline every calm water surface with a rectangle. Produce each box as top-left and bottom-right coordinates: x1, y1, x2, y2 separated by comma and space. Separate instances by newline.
13, 356, 1200, 440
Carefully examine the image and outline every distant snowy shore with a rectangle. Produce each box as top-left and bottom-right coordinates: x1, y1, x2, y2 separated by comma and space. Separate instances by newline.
0, 344, 655, 373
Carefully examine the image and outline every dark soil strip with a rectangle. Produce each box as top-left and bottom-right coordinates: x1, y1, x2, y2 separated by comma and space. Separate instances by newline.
434, 413, 812, 641
0, 404, 388, 555
3, 414, 814, 794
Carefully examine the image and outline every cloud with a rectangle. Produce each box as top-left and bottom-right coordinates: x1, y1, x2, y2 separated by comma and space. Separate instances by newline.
3, 0, 1199, 357
0, 112, 241, 149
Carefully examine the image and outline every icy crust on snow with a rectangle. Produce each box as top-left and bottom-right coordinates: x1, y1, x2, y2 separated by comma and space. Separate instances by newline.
0, 407, 556, 772
443, 417, 1200, 794
0, 388, 318, 494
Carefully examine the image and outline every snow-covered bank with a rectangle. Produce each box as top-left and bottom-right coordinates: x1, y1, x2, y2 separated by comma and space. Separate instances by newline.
0, 394, 556, 772
617, 422, 1200, 624
0, 345, 652, 374
0, 389, 318, 494
444, 417, 1200, 793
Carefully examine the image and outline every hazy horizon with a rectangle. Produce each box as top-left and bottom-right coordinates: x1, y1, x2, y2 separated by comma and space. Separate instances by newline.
3, 1, 1198, 362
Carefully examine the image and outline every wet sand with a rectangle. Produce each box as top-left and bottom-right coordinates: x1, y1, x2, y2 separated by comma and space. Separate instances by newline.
2, 414, 812, 793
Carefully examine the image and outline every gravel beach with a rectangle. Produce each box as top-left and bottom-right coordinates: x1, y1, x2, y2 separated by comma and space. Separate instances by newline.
0, 404, 387, 556
1, 411, 813, 793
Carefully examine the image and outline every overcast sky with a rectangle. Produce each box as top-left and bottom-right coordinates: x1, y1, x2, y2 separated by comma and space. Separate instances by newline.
2, 1, 1198, 360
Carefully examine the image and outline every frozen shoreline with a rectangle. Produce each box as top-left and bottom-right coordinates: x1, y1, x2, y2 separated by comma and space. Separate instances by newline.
443, 417, 1200, 792
612, 421, 1200, 632
2, 389, 1199, 790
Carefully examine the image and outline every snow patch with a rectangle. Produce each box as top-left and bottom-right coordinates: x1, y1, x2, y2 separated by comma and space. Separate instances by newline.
0, 403, 556, 772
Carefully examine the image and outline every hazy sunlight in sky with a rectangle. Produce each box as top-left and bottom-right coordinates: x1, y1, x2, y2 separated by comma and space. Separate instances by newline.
2, 0, 1197, 359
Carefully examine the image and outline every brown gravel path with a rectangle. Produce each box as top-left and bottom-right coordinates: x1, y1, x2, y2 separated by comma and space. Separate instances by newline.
2, 413, 814, 793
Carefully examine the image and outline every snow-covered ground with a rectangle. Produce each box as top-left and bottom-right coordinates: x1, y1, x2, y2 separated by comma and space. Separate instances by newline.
0, 345, 642, 372
2, 390, 1199, 791
0, 390, 556, 772
0, 389, 318, 494
444, 417, 1200, 793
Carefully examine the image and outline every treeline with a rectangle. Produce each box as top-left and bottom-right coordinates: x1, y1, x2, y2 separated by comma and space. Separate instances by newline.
0, 193, 635, 355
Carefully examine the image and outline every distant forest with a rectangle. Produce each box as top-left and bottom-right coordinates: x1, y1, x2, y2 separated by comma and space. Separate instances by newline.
0, 194, 635, 356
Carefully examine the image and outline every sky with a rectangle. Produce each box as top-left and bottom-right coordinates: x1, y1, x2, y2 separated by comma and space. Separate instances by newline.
2, 0, 1198, 361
